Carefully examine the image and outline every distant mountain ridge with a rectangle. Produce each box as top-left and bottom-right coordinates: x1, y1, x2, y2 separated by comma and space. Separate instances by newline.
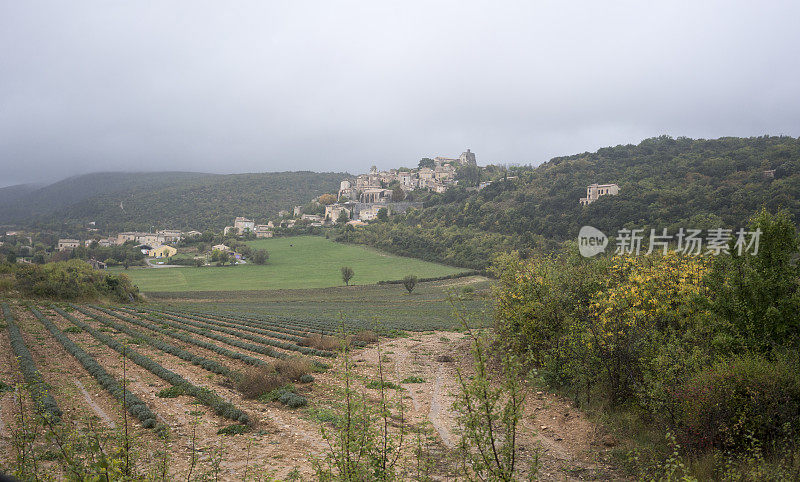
0, 171, 348, 231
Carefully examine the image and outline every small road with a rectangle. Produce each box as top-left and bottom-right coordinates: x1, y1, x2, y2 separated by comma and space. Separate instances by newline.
145, 258, 188, 268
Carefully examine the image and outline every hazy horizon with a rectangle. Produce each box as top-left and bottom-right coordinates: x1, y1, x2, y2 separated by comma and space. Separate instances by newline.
2, 1, 799, 187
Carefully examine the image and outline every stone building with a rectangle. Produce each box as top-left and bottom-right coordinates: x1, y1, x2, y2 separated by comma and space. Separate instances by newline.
57, 239, 80, 251
580, 183, 620, 205
458, 149, 477, 166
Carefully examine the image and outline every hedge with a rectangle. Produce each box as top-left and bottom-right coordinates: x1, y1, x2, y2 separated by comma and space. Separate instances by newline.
376, 270, 485, 285
28, 305, 157, 428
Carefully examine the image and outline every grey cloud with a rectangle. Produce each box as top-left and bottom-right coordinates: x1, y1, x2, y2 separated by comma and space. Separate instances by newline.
1, 0, 799, 186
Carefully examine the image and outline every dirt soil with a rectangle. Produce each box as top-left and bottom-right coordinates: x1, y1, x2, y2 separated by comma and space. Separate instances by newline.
1, 303, 623, 480
349, 331, 625, 481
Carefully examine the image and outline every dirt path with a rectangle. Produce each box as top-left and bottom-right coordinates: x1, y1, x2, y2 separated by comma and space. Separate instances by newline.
428, 364, 457, 448
355, 331, 624, 480
74, 378, 116, 428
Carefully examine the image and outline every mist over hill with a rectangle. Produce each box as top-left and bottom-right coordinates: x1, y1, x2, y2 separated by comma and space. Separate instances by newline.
0, 171, 347, 231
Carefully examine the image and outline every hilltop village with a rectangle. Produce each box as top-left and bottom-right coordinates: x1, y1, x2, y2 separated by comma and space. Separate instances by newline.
3, 148, 619, 267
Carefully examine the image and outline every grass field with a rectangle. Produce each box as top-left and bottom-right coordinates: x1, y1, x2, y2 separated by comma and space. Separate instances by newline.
114, 236, 468, 292
146, 275, 494, 332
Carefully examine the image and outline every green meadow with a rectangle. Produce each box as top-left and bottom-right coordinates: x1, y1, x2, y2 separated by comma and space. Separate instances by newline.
115, 236, 468, 292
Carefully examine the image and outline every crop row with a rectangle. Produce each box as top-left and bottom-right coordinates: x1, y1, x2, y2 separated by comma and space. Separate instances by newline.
188, 309, 341, 334
72, 305, 232, 377
51, 306, 249, 424
146, 308, 309, 345
121, 308, 334, 358
151, 308, 313, 338
167, 309, 367, 347
112, 306, 289, 361
29, 306, 158, 428
136, 308, 334, 357
2, 303, 62, 422
89, 305, 272, 370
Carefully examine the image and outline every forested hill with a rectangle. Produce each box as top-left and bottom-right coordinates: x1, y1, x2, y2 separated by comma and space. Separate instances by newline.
0, 171, 347, 231
343, 136, 800, 269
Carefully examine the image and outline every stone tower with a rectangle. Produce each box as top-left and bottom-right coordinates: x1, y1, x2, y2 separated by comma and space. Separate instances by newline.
459, 149, 477, 166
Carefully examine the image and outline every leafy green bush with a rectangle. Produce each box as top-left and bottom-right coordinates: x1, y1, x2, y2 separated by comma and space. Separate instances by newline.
676, 353, 800, 451
13, 259, 140, 302
217, 424, 248, 435
156, 385, 186, 398
366, 380, 401, 390
260, 384, 307, 408
299, 374, 314, 383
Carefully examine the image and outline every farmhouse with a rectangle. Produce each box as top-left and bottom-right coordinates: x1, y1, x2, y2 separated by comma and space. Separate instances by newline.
580, 183, 620, 206
255, 225, 274, 238
148, 245, 177, 258
225, 217, 256, 235
116, 232, 164, 246
57, 239, 80, 251
300, 214, 323, 223
212, 244, 230, 252
157, 229, 183, 242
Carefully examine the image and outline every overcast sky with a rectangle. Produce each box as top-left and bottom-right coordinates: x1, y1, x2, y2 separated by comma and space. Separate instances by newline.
1, 1, 799, 186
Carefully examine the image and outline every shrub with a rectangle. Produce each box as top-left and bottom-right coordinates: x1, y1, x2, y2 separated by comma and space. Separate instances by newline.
157, 385, 186, 398
73, 305, 232, 377
260, 384, 306, 407
300, 333, 340, 351
676, 353, 800, 451
299, 374, 315, 384
217, 424, 249, 435
236, 368, 283, 399
366, 380, 401, 390
352, 330, 378, 344
285, 393, 307, 408
275, 358, 312, 382
13, 259, 140, 302
98, 306, 272, 369
402, 275, 418, 293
